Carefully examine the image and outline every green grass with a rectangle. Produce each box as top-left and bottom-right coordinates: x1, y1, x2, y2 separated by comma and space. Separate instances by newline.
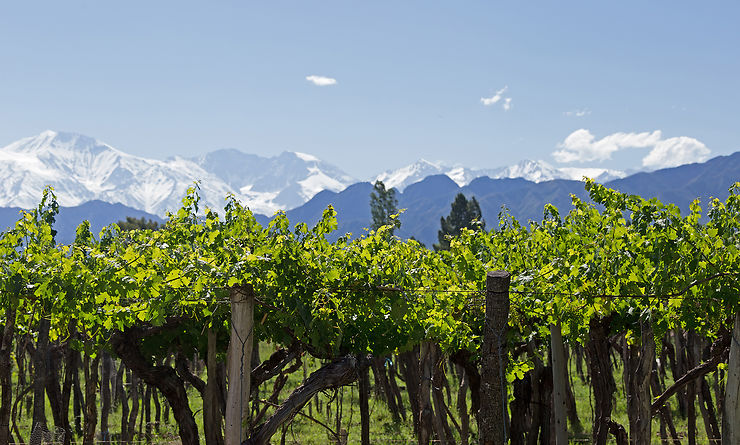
11, 343, 724, 444
568, 355, 718, 444
249, 344, 418, 445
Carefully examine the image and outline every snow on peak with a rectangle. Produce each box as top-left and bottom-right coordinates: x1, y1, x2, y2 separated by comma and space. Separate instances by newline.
376, 158, 629, 191
493, 160, 560, 182
5, 130, 125, 158
374, 159, 451, 190
0, 131, 631, 218
556, 167, 626, 182
0, 131, 356, 216
294, 151, 319, 162
298, 167, 347, 200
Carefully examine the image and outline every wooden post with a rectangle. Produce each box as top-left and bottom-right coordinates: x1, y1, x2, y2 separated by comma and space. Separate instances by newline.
624, 320, 655, 445
479, 270, 510, 445
226, 285, 255, 445
723, 311, 740, 445
550, 321, 568, 445
205, 328, 223, 445
418, 341, 434, 445
358, 366, 371, 445
585, 316, 617, 445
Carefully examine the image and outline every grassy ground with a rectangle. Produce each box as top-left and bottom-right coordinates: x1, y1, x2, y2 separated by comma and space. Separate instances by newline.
13, 343, 722, 444
248, 345, 418, 445
568, 355, 716, 444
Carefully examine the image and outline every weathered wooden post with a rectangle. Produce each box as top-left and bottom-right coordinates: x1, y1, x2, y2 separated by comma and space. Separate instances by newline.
723, 310, 740, 445
479, 270, 510, 445
205, 328, 223, 445
550, 321, 568, 445
226, 285, 255, 445
418, 341, 434, 445
624, 320, 655, 445
358, 365, 371, 445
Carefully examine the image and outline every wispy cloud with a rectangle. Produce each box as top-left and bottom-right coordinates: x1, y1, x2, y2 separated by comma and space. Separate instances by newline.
306, 75, 337, 86
480, 86, 512, 111
564, 109, 591, 117
481, 86, 507, 106
553, 129, 710, 169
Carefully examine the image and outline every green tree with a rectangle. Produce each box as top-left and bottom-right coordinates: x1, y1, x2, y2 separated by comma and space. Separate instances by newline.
115, 216, 160, 231
370, 180, 401, 234
434, 193, 485, 251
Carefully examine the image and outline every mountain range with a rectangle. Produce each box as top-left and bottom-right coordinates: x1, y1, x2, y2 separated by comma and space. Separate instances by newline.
0, 130, 737, 246
0, 131, 630, 216
374, 159, 627, 191
0, 131, 355, 216
281, 152, 740, 247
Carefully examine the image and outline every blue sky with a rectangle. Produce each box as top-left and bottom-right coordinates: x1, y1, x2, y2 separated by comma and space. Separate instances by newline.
1, 1, 738, 178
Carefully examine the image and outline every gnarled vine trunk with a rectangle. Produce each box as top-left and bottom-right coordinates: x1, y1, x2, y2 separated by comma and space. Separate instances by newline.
0, 307, 15, 445
61, 325, 77, 445
431, 345, 454, 445
650, 365, 681, 445
243, 355, 361, 445
550, 322, 568, 445
72, 350, 84, 437
126, 373, 140, 443
456, 364, 470, 445
373, 356, 401, 422
400, 348, 421, 434
585, 316, 618, 445
83, 351, 100, 445
418, 341, 435, 445
110, 326, 200, 445
32, 317, 50, 431
45, 343, 65, 434
100, 351, 113, 441
623, 320, 654, 444
387, 357, 407, 421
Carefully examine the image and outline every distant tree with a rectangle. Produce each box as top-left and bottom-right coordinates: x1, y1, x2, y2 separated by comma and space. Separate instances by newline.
115, 216, 160, 231
370, 180, 401, 234
434, 193, 485, 251
408, 236, 426, 249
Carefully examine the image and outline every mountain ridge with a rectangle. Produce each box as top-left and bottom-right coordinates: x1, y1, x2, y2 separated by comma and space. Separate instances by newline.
1, 130, 639, 217
282, 152, 740, 247
0, 130, 357, 216
374, 158, 628, 191
1, 130, 737, 247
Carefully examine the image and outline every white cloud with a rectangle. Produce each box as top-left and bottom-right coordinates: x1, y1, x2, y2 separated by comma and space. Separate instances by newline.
642, 136, 710, 168
306, 75, 337, 86
481, 86, 508, 106
564, 109, 591, 117
503, 98, 512, 111
554, 129, 661, 163
553, 129, 711, 169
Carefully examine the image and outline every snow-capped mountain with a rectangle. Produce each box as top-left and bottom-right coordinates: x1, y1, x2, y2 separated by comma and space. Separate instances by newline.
193, 149, 355, 211
374, 160, 460, 190
492, 160, 626, 183
0, 131, 356, 216
0, 131, 629, 218
374, 159, 627, 191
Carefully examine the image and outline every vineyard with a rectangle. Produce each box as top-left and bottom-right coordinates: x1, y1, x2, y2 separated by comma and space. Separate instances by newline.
0, 179, 739, 445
